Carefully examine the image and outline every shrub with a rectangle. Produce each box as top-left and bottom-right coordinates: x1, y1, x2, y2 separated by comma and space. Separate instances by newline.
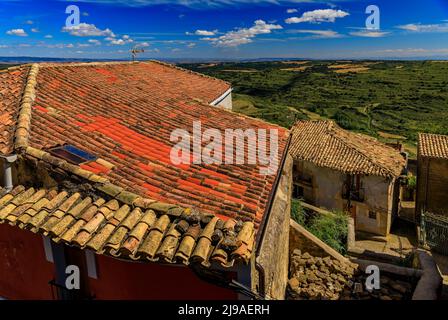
307, 211, 348, 255
291, 199, 306, 226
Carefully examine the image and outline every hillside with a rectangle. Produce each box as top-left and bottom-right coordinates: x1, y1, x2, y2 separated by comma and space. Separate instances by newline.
181, 60, 448, 157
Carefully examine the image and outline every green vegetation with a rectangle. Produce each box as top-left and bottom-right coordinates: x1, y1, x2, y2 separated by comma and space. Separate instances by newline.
407, 176, 417, 190
291, 199, 348, 254
182, 60, 448, 157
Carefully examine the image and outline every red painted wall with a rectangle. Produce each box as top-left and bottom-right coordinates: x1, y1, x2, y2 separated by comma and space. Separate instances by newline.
0, 224, 238, 300
0, 224, 55, 300
88, 255, 238, 300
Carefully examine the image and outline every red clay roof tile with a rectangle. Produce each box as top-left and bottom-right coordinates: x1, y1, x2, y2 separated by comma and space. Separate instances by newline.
7, 61, 288, 226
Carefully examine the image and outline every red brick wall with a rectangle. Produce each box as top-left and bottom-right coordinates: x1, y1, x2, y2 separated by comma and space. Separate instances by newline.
0, 224, 55, 299
88, 254, 238, 300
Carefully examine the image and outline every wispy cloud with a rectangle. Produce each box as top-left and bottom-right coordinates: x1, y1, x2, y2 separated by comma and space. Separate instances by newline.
56, 0, 347, 9
287, 8, 298, 14
285, 9, 349, 24
350, 29, 389, 37
397, 22, 448, 33
288, 29, 343, 38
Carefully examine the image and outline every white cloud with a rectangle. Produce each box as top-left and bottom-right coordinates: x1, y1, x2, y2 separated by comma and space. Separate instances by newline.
187, 29, 217, 36
287, 9, 298, 14
88, 39, 101, 45
208, 19, 282, 47
44, 34, 53, 38
291, 29, 342, 38
187, 42, 196, 48
397, 23, 448, 33
350, 30, 389, 37
285, 9, 349, 24
109, 36, 134, 45
6, 28, 28, 37
31, 28, 39, 33
62, 23, 115, 37
25, 20, 33, 25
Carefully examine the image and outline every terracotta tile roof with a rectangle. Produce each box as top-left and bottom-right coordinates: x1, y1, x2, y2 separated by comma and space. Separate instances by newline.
4, 61, 288, 228
290, 120, 406, 178
419, 133, 448, 159
0, 66, 30, 155
0, 185, 255, 267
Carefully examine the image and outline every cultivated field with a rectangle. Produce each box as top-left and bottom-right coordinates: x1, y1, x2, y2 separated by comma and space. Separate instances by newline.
182, 60, 448, 157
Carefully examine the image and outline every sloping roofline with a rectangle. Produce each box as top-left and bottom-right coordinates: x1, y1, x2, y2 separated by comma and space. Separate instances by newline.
0, 61, 288, 271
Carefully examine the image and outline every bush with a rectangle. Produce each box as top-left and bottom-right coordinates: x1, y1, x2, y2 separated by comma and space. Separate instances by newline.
291, 199, 348, 255
291, 199, 306, 225
307, 211, 348, 254
407, 176, 417, 190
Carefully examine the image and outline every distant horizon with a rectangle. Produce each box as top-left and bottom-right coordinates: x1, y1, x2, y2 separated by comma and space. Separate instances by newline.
1, 1, 448, 60
1, 55, 448, 64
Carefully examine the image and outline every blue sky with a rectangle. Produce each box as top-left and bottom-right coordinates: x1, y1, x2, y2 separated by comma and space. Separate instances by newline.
0, 0, 448, 59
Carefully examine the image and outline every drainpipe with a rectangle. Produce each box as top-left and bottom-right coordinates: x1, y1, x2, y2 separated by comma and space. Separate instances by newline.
0, 154, 18, 192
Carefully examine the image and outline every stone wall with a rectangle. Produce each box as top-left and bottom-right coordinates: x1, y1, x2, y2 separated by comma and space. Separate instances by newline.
289, 218, 349, 263
254, 154, 293, 300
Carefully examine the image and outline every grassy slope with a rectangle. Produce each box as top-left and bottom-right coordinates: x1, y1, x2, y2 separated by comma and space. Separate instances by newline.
181, 60, 448, 158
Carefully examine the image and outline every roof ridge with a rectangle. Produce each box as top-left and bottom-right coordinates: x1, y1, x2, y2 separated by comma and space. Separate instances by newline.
148, 59, 231, 87
326, 121, 398, 177
37, 60, 139, 68
14, 63, 39, 150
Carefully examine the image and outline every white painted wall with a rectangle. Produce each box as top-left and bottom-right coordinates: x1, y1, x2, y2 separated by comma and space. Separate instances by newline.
295, 160, 395, 235
210, 89, 233, 110
217, 92, 233, 110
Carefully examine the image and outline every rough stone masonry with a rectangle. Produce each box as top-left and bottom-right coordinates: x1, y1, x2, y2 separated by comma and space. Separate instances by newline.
287, 250, 414, 300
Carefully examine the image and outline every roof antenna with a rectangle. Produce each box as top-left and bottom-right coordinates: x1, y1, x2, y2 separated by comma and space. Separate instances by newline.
130, 46, 145, 62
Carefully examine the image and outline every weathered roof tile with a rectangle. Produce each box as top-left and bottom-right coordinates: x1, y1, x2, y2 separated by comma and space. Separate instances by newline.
290, 120, 406, 178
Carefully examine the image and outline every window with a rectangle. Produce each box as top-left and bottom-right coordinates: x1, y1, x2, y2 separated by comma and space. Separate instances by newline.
368, 211, 377, 220
49, 144, 97, 165
293, 184, 304, 199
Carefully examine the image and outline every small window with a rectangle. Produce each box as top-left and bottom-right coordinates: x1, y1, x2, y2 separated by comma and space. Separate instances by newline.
368, 211, 377, 220
293, 185, 304, 199
49, 145, 97, 165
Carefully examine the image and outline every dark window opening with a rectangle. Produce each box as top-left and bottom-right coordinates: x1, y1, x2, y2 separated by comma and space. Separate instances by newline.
49, 145, 97, 165
369, 211, 377, 220
293, 184, 304, 199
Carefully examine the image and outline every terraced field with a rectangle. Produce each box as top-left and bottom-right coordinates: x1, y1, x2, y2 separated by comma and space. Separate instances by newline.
182, 60, 448, 157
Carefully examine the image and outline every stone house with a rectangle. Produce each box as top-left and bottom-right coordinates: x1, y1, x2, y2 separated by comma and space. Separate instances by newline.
0, 61, 291, 300
416, 133, 448, 217
289, 120, 407, 236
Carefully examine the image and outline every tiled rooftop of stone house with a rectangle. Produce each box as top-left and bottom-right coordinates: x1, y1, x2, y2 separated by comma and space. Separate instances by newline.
419, 133, 448, 159
290, 120, 406, 178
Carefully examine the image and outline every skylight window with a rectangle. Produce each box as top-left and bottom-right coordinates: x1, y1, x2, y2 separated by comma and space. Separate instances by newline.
49, 145, 97, 165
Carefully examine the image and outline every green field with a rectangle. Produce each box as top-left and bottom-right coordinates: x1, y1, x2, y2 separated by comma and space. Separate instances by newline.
181, 60, 448, 157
